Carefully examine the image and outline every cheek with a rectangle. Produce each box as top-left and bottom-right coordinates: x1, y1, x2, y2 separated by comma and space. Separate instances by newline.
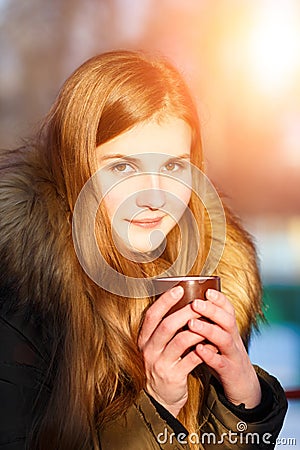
102, 191, 120, 220
162, 179, 192, 207
180, 186, 192, 206
102, 180, 138, 219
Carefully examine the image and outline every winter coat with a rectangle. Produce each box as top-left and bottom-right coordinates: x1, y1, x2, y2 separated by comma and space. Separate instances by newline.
0, 147, 287, 449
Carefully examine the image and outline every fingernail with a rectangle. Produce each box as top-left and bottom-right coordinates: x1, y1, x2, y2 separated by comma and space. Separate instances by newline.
206, 289, 218, 300
170, 285, 184, 299
193, 299, 206, 310
190, 319, 203, 331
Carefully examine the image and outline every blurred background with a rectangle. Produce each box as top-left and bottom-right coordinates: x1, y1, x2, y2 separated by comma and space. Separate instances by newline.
0, 0, 299, 446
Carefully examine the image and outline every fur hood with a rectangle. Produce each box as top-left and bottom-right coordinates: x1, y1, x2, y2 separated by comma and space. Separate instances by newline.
0, 146, 263, 344
0, 146, 76, 336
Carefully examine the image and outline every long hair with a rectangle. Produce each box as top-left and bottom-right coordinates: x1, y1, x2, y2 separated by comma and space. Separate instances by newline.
26, 50, 263, 449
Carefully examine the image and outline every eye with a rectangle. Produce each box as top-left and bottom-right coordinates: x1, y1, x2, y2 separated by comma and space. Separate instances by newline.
165, 162, 177, 171
111, 162, 135, 174
161, 159, 188, 173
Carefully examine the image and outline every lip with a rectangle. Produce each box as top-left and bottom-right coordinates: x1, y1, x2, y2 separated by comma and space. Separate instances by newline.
127, 216, 165, 229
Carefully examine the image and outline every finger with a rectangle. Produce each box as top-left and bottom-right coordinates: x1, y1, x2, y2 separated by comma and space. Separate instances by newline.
194, 343, 228, 372
138, 286, 184, 348
203, 343, 219, 354
188, 318, 236, 357
162, 330, 206, 363
206, 290, 235, 315
176, 348, 204, 374
141, 302, 202, 354
191, 298, 237, 335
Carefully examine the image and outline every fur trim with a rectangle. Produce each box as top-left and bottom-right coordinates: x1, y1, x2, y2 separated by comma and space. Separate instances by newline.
0, 147, 263, 345
0, 147, 73, 328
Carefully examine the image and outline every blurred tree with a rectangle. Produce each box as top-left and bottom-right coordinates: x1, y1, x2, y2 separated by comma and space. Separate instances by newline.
1, 0, 299, 216
0, 0, 120, 148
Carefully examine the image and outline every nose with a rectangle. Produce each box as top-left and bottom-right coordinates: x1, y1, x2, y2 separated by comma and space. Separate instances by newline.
136, 174, 166, 210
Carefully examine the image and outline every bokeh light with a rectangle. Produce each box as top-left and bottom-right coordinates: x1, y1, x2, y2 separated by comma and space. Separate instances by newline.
247, 1, 300, 95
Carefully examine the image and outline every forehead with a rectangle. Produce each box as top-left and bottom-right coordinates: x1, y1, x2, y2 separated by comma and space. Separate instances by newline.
96, 117, 192, 159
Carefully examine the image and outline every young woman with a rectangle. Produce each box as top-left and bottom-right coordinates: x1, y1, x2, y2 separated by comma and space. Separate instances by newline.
0, 50, 287, 449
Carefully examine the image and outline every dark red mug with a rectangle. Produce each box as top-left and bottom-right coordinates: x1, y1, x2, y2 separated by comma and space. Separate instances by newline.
153, 276, 221, 316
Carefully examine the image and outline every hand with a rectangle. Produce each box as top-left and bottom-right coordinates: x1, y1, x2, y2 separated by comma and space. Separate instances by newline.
138, 286, 207, 417
188, 289, 261, 408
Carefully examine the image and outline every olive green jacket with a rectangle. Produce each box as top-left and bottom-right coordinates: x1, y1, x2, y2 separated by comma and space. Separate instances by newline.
100, 366, 287, 450
0, 145, 287, 450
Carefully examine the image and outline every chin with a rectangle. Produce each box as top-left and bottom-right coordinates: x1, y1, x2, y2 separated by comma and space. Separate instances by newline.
112, 227, 169, 258
116, 236, 167, 262
129, 240, 163, 254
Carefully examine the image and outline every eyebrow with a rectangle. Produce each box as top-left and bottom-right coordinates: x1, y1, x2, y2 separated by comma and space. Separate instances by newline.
99, 153, 191, 162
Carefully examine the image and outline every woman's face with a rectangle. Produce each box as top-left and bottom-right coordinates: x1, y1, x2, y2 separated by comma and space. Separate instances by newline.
96, 117, 192, 254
